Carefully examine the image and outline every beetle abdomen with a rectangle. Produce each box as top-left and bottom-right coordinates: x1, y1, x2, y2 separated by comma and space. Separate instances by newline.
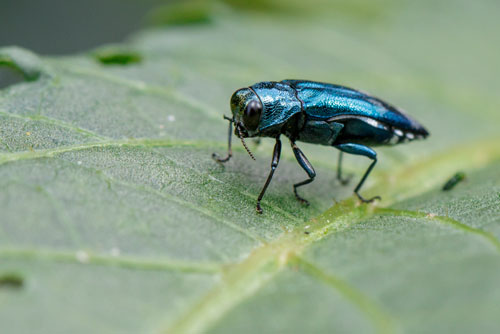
331, 116, 424, 146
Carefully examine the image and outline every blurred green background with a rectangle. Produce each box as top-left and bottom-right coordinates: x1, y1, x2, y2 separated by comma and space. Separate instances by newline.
0, 0, 163, 86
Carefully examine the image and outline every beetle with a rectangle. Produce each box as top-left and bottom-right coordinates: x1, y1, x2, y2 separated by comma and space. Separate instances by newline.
212, 80, 429, 214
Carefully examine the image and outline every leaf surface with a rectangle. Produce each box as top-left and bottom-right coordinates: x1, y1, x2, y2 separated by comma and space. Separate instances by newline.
0, 1, 499, 333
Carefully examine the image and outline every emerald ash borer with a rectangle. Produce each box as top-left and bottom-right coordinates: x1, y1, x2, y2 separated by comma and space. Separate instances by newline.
212, 80, 429, 214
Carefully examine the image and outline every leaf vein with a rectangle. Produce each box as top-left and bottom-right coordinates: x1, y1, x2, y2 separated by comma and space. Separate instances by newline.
0, 248, 222, 274
0, 110, 109, 141
49, 155, 265, 245
376, 208, 500, 253
295, 256, 396, 334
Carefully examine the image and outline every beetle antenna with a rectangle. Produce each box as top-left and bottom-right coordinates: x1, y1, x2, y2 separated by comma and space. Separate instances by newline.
237, 126, 256, 161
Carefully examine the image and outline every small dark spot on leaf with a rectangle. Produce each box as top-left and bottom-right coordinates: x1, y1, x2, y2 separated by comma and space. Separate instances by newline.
94, 48, 142, 65
0, 272, 24, 289
442, 171, 466, 191
304, 231, 310, 235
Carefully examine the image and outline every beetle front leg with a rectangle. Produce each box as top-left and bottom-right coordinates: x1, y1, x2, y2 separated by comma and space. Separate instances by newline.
335, 143, 381, 203
212, 115, 233, 163
291, 141, 316, 206
256, 137, 281, 214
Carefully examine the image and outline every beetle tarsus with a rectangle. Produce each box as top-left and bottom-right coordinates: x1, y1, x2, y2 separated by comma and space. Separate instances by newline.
356, 193, 381, 203
293, 188, 310, 206
256, 202, 263, 214
212, 152, 232, 164
338, 174, 352, 186
212, 115, 234, 164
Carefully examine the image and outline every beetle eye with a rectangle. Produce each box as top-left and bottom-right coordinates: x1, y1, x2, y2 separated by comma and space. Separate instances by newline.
243, 100, 262, 131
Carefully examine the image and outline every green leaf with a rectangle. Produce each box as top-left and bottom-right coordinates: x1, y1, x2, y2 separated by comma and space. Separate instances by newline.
1, 1, 499, 333
0, 46, 44, 81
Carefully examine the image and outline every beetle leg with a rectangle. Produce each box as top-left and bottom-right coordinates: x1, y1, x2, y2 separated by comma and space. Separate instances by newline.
291, 141, 316, 206
212, 116, 233, 163
334, 143, 381, 203
336, 151, 352, 185
256, 137, 282, 214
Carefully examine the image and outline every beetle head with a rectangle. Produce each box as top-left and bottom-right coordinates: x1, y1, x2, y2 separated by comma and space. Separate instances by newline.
230, 88, 263, 138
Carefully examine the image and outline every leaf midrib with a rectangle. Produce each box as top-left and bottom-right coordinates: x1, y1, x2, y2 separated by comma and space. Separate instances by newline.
164, 140, 500, 334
